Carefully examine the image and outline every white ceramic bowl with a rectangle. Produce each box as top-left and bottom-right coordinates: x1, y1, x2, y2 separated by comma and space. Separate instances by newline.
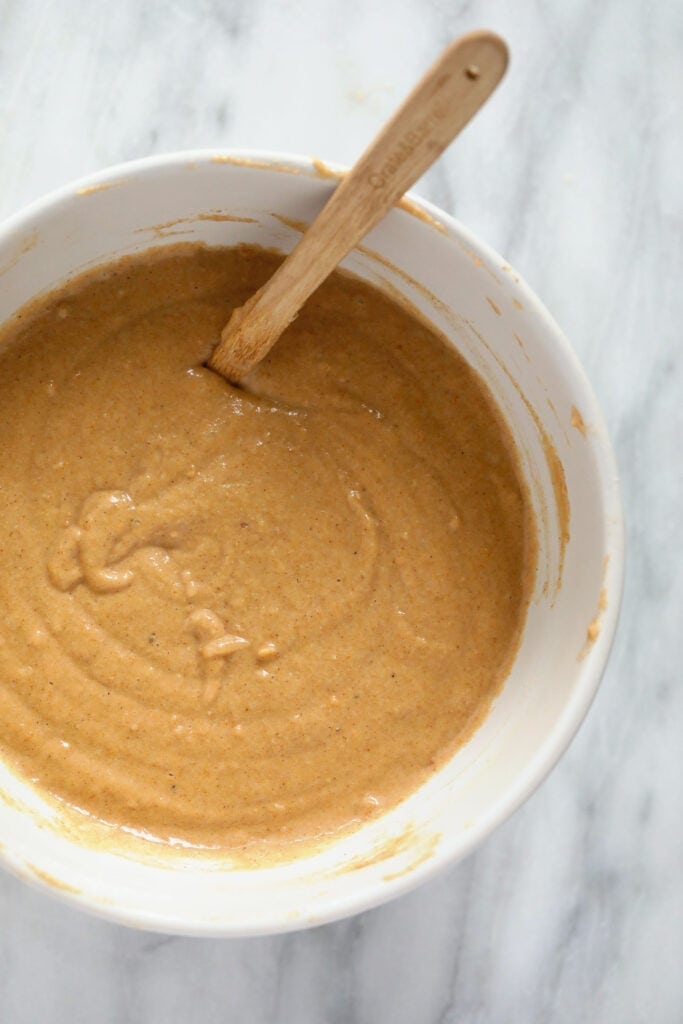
0, 150, 623, 935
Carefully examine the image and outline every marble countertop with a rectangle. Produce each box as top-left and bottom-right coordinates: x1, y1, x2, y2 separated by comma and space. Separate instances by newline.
0, 0, 681, 1020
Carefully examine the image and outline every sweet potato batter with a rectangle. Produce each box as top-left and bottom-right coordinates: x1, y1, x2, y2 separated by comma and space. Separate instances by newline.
0, 244, 534, 852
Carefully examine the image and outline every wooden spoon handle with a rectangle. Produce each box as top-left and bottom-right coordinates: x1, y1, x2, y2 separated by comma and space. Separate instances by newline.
209, 30, 508, 382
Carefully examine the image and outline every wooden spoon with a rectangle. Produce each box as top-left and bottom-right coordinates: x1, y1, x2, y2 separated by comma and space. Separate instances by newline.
208, 30, 508, 383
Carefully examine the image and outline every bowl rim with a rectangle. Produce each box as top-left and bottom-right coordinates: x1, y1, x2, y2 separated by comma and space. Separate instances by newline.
0, 147, 625, 935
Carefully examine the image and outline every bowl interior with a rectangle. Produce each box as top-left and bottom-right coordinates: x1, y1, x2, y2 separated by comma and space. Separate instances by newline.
0, 151, 623, 935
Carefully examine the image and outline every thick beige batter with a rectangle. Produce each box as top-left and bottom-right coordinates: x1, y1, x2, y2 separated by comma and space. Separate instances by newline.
0, 244, 535, 852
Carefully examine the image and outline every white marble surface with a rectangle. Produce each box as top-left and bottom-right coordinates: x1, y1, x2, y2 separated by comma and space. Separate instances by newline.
0, 0, 681, 1020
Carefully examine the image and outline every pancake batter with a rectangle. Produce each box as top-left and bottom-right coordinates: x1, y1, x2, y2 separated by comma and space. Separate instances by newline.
0, 244, 535, 852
